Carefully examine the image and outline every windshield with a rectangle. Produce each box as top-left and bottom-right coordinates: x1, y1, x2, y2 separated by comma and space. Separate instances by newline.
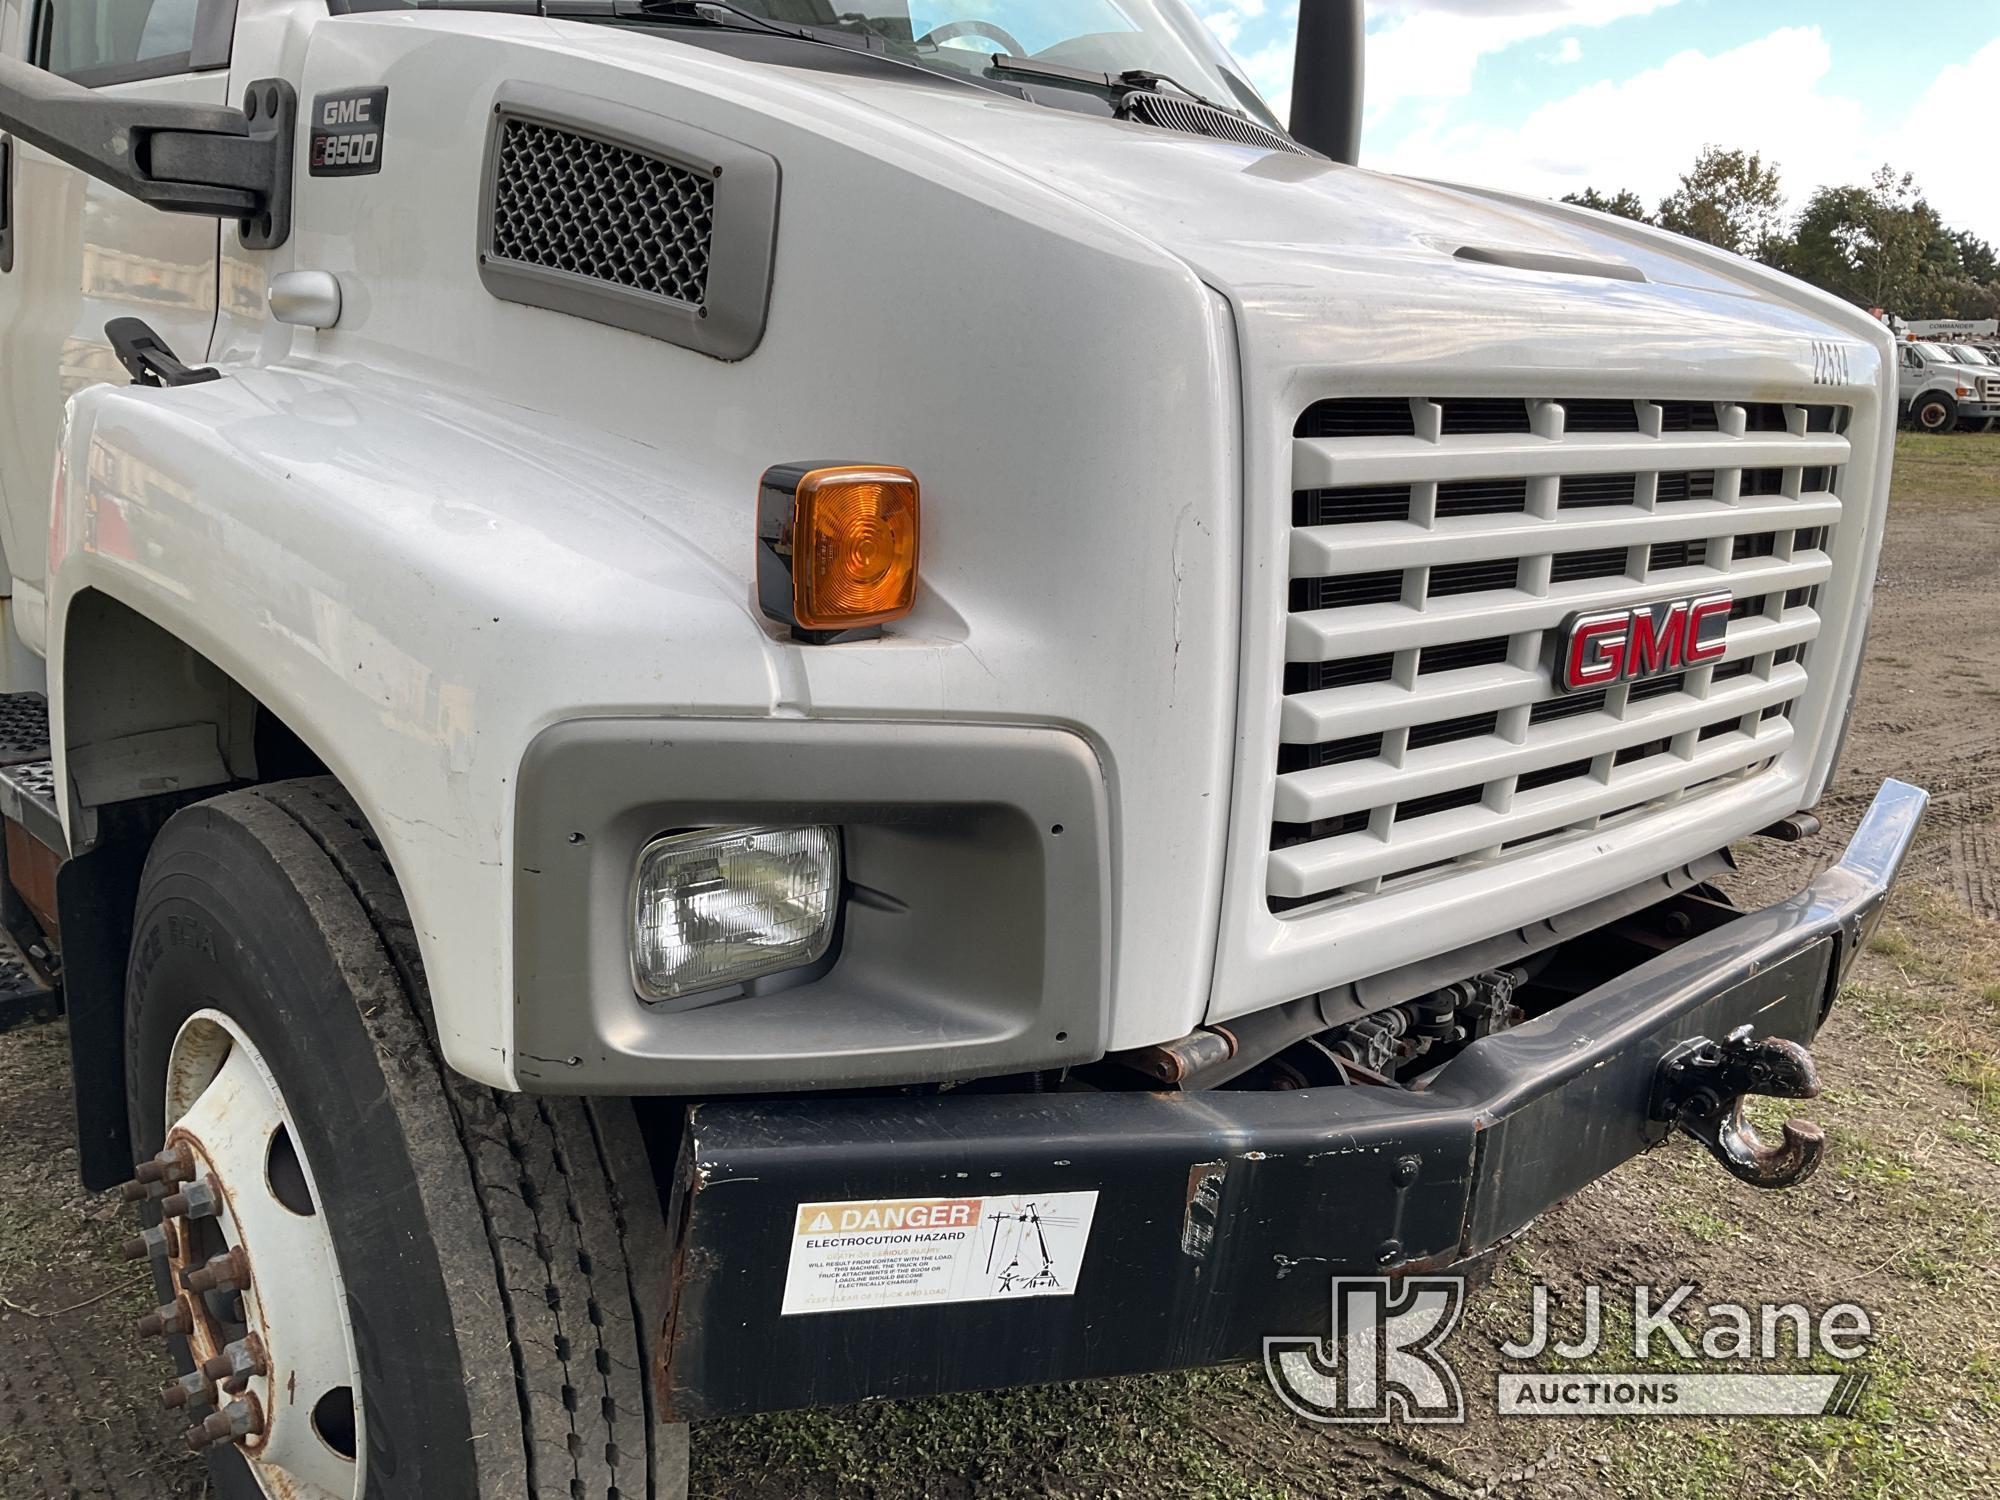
1911, 342, 1953, 362
723, 0, 1281, 126
1950, 345, 1992, 365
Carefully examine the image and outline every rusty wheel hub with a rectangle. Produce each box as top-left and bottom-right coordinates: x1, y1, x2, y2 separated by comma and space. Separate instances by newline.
121, 1011, 364, 1499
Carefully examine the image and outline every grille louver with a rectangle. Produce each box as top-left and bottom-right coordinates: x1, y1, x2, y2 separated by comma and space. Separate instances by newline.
1267, 395, 1850, 913
490, 118, 716, 308
1119, 91, 1309, 155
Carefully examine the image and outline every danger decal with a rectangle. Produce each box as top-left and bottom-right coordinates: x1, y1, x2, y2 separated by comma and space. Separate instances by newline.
781, 1192, 1099, 1316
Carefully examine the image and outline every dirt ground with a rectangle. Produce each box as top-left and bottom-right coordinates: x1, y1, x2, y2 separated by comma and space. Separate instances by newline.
1, 432, 1996, 1498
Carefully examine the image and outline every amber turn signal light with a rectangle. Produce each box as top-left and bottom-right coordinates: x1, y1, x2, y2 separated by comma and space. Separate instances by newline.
757, 463, 920, 640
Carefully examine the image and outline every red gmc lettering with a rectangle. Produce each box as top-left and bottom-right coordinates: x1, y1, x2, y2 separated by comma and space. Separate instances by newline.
1560, 593, 1734, 690
1566, 614, 1629, 688
1626, 600, 1690, 677
1685, 595, 1732, 664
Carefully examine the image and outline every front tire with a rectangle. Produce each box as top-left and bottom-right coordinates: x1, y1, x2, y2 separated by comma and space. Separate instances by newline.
1910, 392, 1955, 432
123, 778, 684, 1499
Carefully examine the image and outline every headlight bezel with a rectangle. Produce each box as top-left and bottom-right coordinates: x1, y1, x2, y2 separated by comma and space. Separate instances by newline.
512, 716, 1107, 1095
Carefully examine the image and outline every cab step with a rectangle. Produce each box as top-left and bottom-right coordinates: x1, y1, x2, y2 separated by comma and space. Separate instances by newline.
0, 689, 50, 767
0, 692, 62, 1033
0, 755, 63, 855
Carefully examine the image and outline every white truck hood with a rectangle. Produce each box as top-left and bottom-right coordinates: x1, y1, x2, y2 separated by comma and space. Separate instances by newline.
769, 69, 1898, 1029
766, 69, 1878, 370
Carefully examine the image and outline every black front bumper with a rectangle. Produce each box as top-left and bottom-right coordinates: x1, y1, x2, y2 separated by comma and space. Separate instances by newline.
659, 780, 1927, 1420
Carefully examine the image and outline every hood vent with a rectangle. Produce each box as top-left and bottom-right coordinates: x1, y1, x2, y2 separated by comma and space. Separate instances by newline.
491, 118, 717, 308
1118, 91, 1309, 156
476, 84, 781, 361
1454, 244, 1646, 283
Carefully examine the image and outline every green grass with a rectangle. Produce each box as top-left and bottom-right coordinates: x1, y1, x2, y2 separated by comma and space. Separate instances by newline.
1828, 1127, 1916, 1188
1945, 1050, 2000, 1116
1892, 431, 2000, 503
693, 1367, 1298, 1500
1671, 1206, 1745, 1246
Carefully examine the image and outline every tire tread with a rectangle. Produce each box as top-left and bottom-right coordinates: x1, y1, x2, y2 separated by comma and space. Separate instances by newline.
236, 778, 658, 1500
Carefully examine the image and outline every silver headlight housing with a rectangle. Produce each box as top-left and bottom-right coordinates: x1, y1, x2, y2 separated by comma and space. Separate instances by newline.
630, 825, 841, 1000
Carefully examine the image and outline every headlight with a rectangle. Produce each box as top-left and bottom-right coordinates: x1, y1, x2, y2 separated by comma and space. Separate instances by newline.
631, 826, 841, 1000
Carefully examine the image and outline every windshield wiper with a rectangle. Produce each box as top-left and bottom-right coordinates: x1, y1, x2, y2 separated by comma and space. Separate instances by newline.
626, 0, 883, 52
987, 53, 1243, 120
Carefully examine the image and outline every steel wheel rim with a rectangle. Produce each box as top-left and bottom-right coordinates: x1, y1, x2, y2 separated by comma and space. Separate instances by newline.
161, 1009, 367, 1499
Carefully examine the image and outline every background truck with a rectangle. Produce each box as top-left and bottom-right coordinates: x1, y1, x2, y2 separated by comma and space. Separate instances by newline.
1944, 341, 2000, 401
1898, 316, 2000, 341
1898, 338, 2000, 431
0, 1, 1927, 1496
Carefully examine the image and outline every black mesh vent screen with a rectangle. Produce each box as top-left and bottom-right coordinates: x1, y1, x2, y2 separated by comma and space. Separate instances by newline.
491, 118, 716, 308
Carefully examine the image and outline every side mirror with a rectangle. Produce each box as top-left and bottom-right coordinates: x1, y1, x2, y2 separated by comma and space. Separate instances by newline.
1289, 0, 1365, 165
0, 54, 294, 247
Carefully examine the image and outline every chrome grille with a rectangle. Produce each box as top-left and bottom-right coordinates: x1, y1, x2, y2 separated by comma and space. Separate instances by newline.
489, 118, 716, 308
1269, 396, 1848, 911
1982, 374, 2000, 404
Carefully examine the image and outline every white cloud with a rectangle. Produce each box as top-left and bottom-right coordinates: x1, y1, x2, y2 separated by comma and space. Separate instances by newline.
1236, 35, 1302, 118
1190, 2, 2000, 249
1372, 28, 1872, 218
1191, 0, 1295, 111
1199, 9, 1243, 47
1365, 0, 1681, 117
1189, 0, 1269, 51
1193, 0, 1678, 126
1882, 35, 2000, 247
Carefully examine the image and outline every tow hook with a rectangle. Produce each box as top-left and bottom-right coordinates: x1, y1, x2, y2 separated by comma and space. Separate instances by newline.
1651, 1024, 1826, 1189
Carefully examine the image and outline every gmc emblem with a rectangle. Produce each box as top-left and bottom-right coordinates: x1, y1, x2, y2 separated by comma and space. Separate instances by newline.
1553, 593, 1731, 692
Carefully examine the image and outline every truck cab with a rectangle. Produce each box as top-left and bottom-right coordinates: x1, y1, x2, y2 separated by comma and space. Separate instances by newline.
1898, 338, 2000, 431
0, 3, 1928, 1497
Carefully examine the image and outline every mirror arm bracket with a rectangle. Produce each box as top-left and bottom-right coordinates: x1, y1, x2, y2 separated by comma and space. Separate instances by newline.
0, 57, 294, 248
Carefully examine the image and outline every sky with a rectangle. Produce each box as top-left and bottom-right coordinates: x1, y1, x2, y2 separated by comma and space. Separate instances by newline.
1189, 0, 2000, 247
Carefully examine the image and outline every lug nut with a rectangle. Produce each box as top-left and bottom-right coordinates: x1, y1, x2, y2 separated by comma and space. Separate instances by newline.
201, 1335, 269, 1384
136, 1295, 194, 1339
160, 1180, 219, 1221
161, 1370, 211, 1410
120, 1224, 171, 1262
135, 1144, 196, 1186
187, 1394, 263, 1450
184, 1247, 250, 1295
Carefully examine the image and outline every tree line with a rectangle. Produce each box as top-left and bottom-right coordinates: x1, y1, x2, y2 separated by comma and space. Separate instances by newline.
1563, 147, 1999, 321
